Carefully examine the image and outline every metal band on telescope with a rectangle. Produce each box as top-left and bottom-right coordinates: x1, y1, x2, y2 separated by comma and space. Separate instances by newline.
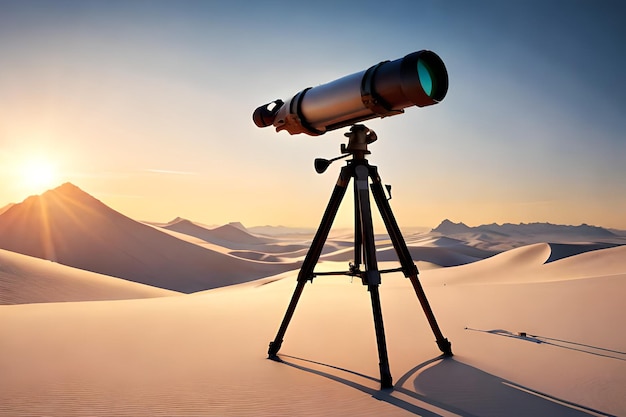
361, 61, 403, 117
292, 88, 326, 136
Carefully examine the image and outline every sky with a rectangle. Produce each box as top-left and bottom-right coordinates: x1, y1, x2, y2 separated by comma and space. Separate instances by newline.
1, 0, 625, 230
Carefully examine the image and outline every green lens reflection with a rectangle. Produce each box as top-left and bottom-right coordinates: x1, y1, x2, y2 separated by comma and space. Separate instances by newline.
417, 59, 433, 97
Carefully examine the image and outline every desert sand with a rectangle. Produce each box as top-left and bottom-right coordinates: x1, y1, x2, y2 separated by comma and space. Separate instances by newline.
0, 248, 178, 304
0, 185, 625, 416
1, 245, 625, 416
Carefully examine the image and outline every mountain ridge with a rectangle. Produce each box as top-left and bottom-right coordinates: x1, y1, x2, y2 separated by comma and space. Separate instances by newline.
0, 183, 298, 292
432, 219, 616, 237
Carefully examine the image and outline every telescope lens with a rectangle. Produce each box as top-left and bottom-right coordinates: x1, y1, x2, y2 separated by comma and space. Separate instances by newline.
417, 59, 433, 97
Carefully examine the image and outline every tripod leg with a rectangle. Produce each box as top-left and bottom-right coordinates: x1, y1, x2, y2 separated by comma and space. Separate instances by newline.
369, 168, 452, 356
268, 166, 352, 359
353, 176, 363, 269
355, 165, 393, 388
268, 280, 305, 359
369, 285, 393, 388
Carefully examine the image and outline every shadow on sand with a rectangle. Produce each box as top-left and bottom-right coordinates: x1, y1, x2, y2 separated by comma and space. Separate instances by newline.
545, 243, 622, 263
465, 328, 626, 362
276, 354, 615, 417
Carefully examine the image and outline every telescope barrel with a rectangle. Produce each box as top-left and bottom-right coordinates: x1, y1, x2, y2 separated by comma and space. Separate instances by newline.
253, 50, 448, 136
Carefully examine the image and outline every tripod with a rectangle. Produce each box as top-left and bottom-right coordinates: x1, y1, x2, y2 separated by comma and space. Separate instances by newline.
268, 125, 452, 389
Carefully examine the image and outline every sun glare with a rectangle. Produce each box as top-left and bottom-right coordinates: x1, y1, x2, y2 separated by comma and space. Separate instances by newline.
19, 158, 59, 194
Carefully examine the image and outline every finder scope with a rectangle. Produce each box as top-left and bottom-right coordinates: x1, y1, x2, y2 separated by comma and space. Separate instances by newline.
253, 50, 447, 136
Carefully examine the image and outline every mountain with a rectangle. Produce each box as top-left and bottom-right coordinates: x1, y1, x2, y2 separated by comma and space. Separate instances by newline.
431, 219, 622, 251
0, 203, 14, 215
479, 222, 615, 237
0, 203, 15, 214
163, 218, 273, 247
0, 183, 299, 292
160, 218, 311, 254
433, 219, 616, 237
430, 219, 473, 235
608, 227, 626, 237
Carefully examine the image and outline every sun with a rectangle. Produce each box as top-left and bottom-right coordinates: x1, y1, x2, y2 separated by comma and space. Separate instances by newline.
19, 157, 60, 194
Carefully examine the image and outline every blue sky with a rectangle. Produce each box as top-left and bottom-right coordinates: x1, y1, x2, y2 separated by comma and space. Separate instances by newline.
1, 0, 625, 228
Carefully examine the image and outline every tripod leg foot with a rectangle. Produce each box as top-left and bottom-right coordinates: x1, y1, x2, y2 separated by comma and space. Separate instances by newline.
268, 340, 283, 360
437, 338, 453, 357
380, 364, 393, 389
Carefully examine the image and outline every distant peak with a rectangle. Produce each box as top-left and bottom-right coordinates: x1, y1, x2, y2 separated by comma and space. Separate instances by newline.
432, 219, 471, 234
431, 219, 615, 237
227, 222, 247, 231
440, 219, 466, 226
55, 182, 80, 190
24, 182, 89, 200
45, 182, 86, 197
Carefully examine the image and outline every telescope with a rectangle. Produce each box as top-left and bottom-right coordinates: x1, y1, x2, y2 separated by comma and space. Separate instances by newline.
253, 50, 448, 136
258, 49, 453, 389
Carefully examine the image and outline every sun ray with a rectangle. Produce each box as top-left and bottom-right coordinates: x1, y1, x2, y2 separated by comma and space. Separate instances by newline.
38, 195, 57, 262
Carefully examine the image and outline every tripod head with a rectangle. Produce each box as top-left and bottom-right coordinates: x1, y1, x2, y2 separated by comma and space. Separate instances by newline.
314, 124, 377, 174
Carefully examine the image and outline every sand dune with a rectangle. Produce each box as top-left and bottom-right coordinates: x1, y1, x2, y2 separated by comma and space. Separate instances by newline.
0, 183, 299, 292
545, 242, 621, 262
159, 219, 352, 262
0, 243, 624, 416
320, 239, 496, 267
0, 249, 178, 305
227, 250, 285, 262
161, 218, 314, 254
0, 185, 624, 415
320, 245, 485, 267
427, 243, 626, 285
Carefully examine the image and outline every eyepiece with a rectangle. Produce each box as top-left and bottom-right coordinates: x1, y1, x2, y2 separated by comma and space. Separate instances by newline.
253, 99, 284, 128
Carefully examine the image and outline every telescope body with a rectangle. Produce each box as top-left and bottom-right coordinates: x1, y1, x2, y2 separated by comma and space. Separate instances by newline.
253, 50, 448, 136
299, 72, 367, 133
